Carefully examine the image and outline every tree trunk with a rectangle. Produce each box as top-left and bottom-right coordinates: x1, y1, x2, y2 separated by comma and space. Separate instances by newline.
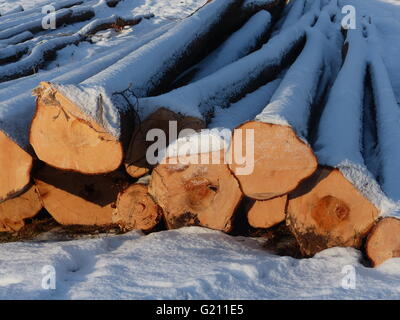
30, 0, 244, 175
149, 150, 243, 232
125, 108, 205, 178
0, 185, 42, 232
365, 217, 400, 267
34, 165, 130, 226
0, 130, 32, 202
247, 195, 287, 229
31, 82, 135, 174
286, 167, 379, 257
228, 6, 339, 200
113, 183, 162, 231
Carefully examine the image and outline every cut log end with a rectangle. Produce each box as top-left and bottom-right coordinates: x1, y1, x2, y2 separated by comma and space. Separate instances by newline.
113, 184, 161, 231
366, 217, 400, 267
286, 167, 380, 257
0, 131, 32, 202
30, 82, 123, 174
229, 121, 318, 200
125, 107, 205, 178
0, 185, 42, 232
149, 151, 243, 233
247, 195, 287, 229
34, 166, 130, 226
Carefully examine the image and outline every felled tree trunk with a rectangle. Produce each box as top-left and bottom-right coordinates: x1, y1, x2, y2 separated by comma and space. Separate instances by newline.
0, 130, 32, 202
149, 150, 243, 232
125, 108, 205, 178
31, 82, 136, 174
172, 10, 272, 88
365, 217, 400, 267
30, 0, 244, 174
228, 5, 339, 200
0, 185, 42, 232
286, 167, 379, 257
247, 195, 287, 229
34, 165, 130, 226
113, 183, 162, 231
0, 14, 153, 82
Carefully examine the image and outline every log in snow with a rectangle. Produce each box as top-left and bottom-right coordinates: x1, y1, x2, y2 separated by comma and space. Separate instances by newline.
0, 14, 154, 82
0, 185, 42, 233
0, 4, 94, 41
229, 7, 339, 200
366, 23, 400, 202
313, 26, 394, 214
125, 108, 205, 178
30, 0, 244, 174
247, 195, 287, 229
31, 82, 136, 174
365, 217, 400, 267
0, 131, 32, 202
286, 167, 379, 257
34, 165, 130, 226
149, 150, 243, 232
113, 183, 162, 232
173, 10, 272, 87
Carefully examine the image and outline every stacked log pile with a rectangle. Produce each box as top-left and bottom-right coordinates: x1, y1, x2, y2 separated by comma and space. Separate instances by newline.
1, 0, 400, 267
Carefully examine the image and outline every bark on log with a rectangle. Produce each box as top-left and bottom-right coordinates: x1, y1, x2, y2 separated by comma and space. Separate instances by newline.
247, 195, 287, 229
0, 185, 42, 232
0, 130, 32, 202
113, 183, 162, 231
0, 5, 94, 40
228, 6, 339, 200
125, 108, 205, 178
172, 10, 272, 88
149, 150, 243, 232
365, 217, 400, 267
34, 165, 130, 226
286, 167, 379, 257
30, 0, 245, 174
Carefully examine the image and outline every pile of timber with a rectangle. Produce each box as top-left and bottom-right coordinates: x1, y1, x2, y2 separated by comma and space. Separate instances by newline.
1, 0, 400, 267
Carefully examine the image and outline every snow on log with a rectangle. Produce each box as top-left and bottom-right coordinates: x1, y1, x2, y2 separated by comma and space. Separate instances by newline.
0, 185, 42, 233
365, 217, 400, 267
366, 23, 400, 202
0, 5, 23, 18
0, 4, 95, 40
173, 10, 272, 87
31, 82, 136, 174
0, 14, 154, 82
0, 131, 32, 202
313, 26, 395, 213
30, 0, 247, 174
125, 108, 205, 178
209, 78, 281, 130
229, 6, 339, 200
113, 183, 162, 232
0, 0, 82, 25
247, 195, 287, 229
286, 167, 379, 257
241, 0, 285, 22
0, 23, 170, 196
138, 8, 318, 126
149, 150, 243, 232
34, 165, 130, 226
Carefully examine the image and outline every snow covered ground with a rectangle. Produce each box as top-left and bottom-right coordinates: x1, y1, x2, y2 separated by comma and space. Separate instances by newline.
1, 0, 400, 300
0, 227, 399, 299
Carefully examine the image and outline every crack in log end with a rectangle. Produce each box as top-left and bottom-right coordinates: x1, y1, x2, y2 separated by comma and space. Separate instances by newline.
183, 176, 218, 209
169, 212, 201, 229
311, 195, 350, 232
